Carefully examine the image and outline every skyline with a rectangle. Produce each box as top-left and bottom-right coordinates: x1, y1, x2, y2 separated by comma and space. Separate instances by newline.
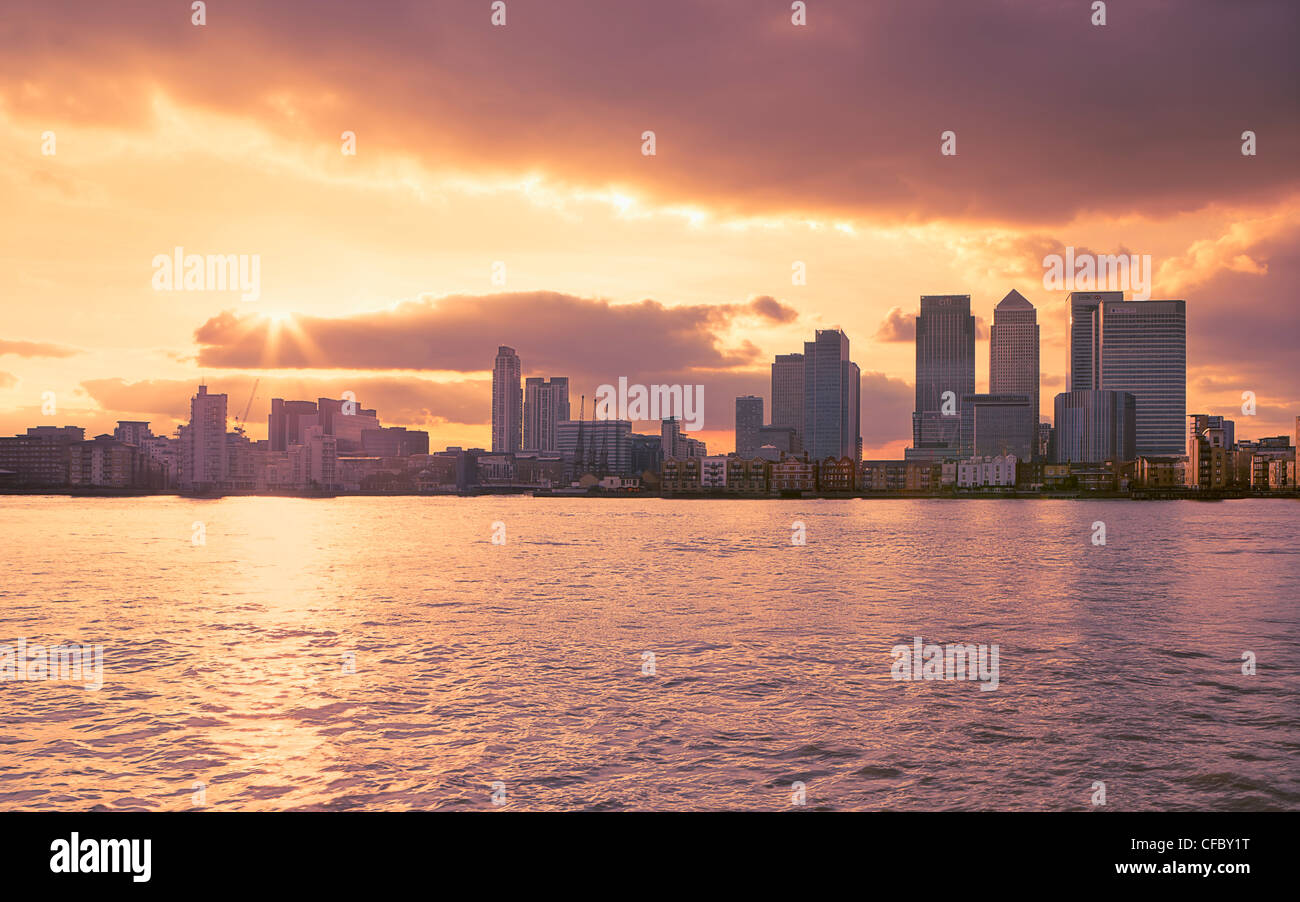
2, 1, 1298, 860
5, 289, 1297, 459
2, 1, 1298, 456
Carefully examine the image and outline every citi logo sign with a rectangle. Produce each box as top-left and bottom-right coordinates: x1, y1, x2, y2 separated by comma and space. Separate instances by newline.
49, 833, 151, 883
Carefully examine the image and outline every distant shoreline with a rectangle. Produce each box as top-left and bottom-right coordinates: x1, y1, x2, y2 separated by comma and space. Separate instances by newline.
0, 488, 1296, 501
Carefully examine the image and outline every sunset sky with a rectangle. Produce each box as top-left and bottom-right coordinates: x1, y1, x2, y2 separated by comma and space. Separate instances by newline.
2, 0, 1297, 456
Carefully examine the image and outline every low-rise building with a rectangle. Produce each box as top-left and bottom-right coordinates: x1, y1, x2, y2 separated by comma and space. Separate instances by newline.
0, 426, 85, 487
1266, 458, 1295, 491
475, 453, 516, 486
513, 453, 567, 488
770, 456, 817, 494
725, 458, 769, 494
414, 454, 461, 492
701, 456, 728, 489
860, 460, 907, 492
905, 461, 943, 493
1071, 460, 1120, 493
68, 435, 165, 488
661, 456, 702, 494
956, 455, 1017, 489
1131, 456, 1184, 489
817, 456, 856, 493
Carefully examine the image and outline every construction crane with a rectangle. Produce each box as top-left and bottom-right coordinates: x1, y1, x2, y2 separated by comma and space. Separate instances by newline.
571, 394, 586, 483
596, 404, 608, 476
233, 378, 259, 434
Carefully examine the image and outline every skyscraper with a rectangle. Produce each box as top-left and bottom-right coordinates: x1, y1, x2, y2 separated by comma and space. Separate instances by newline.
182, 384, 227, 491
734, 395, 763, 458
908, 295, 975, 461
960, 393, 1035, 460
491, 346, 522, 453
801, 329, 860, 461
771, 353, 804, 442
524, 376, 570, 452
1068, 291, 1121, 392
661, 417, 683, 459
1069, 293, 1186, 456
268, 398, 320, 451
1052, 390, 1137, 464
990, 289, 1039, 454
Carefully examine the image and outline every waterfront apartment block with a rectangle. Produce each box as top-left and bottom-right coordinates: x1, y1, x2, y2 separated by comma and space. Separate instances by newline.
701, 455, 728, 489
816, 456, 857, 493
0, 426, 85, 487
770, 456, 817, 493
726, 458, 769, 494
1188, 414, 1234, 458
1130, 456, 1185, 489
1188, 414, 1234, 489
67, 435, 166, 489
956, 455, 1018, 488
860, 460, 908, 492
904, 461, 943, 492
1240, 436, 1296, 490
661, 456, 701, 493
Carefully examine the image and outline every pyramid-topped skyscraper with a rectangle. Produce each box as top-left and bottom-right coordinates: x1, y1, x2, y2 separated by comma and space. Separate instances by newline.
989, 289, 1040, 454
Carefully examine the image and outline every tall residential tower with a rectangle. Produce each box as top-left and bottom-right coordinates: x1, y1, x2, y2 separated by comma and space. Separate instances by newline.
523, 376, 570, 452
182, 384, 227, 492
491, 346, 523, 453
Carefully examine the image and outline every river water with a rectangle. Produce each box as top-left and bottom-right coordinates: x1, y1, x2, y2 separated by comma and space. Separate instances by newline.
1, 496, 1297, 810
